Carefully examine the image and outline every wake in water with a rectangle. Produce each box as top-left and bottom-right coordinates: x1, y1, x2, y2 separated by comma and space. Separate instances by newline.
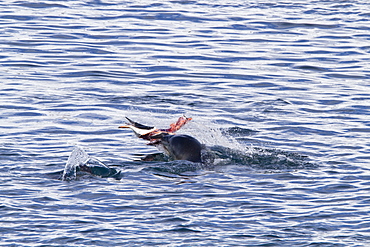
61, 145, 313, 181
61, 117, 314, 181
208, 145, 314, 170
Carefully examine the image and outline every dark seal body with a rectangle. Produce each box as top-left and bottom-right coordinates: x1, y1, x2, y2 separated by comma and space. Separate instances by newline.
161, 134, 202, 163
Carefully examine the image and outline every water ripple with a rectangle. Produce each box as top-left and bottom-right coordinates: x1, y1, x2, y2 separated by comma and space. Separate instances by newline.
1, 0, 370, 246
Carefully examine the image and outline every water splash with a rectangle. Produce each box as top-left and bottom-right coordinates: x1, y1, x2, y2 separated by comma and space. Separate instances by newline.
184, 118, 315, 170
120, 115, 315, 171
62, 147, 89, 181
62, 147, 121, 181
61, 116, 314, 181
183, 118, 246, 151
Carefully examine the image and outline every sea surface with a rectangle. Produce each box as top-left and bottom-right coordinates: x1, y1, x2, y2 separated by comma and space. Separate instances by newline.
1, 0, 370, 246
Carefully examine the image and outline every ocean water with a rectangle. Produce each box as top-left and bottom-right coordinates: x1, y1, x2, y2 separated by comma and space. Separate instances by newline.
1, 0, 370, 246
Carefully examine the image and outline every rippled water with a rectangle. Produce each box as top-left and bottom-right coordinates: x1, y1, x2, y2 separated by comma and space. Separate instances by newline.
1, 0, 370, 246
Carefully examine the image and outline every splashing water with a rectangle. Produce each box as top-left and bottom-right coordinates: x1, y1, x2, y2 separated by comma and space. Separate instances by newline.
120, 115, 315, 171
61, 117, 314, 181
62, 147, 89, 181
183, 118, 246, 151
62, 147, 121, 181
180, 118, 315, 170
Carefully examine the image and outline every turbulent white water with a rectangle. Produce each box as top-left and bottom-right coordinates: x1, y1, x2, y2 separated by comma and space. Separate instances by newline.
62, 146, 90, 181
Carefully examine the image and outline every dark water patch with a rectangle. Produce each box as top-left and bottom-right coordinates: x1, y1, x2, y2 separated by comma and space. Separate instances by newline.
228, 24, 254, 31
294, 65, 330, 72
269, 62, 294, 67
1, 61, 49, 68
229, 234, 256, 239
225, 127, 258, 136
249, 82, 278, 88
325, 73, 368, 79
318, 35, 353, 40
144, 65, 187, 72
48, 34, 79, 40
252, 98, 291, 107
12, 111, 45, 117
304, 49, 337, 55
336, 50, 366, 56
16, 2, 68, 9
159, 217, 189, 223
170, 1, 197, 5
250, 21, 339, 30
3, 47, 62, 55
66, 47, 115, 55
213, 38, 285, 46
347, 128, 370, 133
317, 99, 345, 106
0, 205, 26, 212
60, 70, 138, 78
0, 15, 36, 21
164, 226, 202, 233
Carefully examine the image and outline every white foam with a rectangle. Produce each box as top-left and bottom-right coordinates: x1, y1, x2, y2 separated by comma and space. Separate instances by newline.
181, 118, 247, 152
62, 146, 89, 181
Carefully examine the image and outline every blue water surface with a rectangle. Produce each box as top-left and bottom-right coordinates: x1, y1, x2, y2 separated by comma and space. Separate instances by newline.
1, 0, 370, 246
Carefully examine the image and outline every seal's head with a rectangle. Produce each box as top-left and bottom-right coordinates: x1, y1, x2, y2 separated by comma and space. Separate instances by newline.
160, 134, 202, 163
